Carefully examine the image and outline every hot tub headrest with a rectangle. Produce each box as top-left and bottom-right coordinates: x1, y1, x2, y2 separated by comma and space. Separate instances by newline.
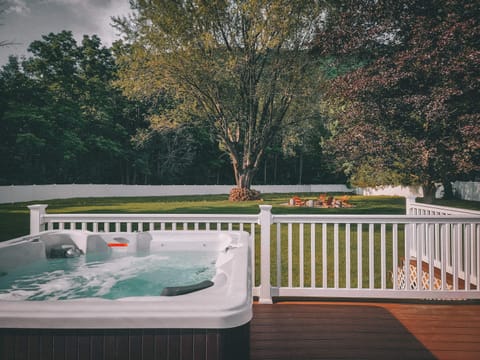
86, 234, 111, 253
136, 232, 152, 252
40, 233, 84, 258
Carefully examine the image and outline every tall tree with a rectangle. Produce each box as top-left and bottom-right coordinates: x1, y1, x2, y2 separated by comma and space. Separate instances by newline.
114, 0, 325, 199
0, 32, 146, 185
317, 0, 480, 201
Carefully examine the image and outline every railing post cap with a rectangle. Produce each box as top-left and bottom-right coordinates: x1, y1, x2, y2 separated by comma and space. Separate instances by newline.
259, 204, 272, 211
27, 204, 48, 210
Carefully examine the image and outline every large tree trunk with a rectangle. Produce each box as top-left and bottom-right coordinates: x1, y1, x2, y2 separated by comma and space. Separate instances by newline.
237, 169, 255, 189
422, 182, 437, 204
229, 164, 261, 201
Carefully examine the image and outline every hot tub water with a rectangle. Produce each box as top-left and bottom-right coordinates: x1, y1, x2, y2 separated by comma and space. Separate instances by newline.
0, 250, 217, 300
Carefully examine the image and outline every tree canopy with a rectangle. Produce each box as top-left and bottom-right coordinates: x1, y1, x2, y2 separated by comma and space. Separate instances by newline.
114, 0, 326, 197
317, 0, 480, 199
2, 0, 478, 199
0, 31, 145, 184
0, 30, 332, 186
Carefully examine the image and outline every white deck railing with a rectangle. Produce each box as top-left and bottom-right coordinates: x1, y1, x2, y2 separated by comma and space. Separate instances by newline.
406, 197, 480, 216
27, 201, 480, 303
405, 198, 480, 288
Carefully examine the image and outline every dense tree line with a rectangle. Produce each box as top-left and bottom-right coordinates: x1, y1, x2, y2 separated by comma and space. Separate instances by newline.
0, 31, 335, 186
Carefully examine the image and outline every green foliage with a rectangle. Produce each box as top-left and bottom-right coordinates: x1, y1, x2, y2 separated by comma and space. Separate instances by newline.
0, 32, 151, 184
319, 0, 480, 193
114, 0, 327, 189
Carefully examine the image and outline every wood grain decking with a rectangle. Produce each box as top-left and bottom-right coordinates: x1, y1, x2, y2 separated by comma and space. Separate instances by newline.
251, 301, 480, 360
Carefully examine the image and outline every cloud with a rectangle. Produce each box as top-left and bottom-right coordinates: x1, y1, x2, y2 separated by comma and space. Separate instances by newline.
0, 0, 132, 65
4, 0, 31, 15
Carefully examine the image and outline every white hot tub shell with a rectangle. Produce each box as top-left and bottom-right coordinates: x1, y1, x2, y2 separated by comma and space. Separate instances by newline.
0, 230, 252, 329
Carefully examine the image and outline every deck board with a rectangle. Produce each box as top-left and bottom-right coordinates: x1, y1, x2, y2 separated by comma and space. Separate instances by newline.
251, 301, 480, 360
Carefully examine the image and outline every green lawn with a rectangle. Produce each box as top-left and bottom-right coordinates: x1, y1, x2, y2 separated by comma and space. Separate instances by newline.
0, 193, 407, 242
2, 193, 479, 242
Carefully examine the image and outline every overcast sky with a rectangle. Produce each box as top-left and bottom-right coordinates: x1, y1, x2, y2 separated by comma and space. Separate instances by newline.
0, 0, 132, 66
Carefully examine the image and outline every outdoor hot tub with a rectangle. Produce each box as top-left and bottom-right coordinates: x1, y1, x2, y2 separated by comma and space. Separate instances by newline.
0, 230, 252, 360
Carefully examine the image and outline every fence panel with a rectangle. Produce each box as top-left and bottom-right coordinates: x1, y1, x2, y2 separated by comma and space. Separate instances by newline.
271, 214, 480, 301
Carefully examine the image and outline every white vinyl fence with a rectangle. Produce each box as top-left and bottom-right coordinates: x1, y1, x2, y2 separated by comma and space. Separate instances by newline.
3, 182, 478, 204
28, 201, 480, 303
0, 184, 353, 204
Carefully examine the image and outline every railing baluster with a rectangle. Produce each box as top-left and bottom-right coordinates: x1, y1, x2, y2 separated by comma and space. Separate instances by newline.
369, 224, 374, 289
322, 223, 327, 289
453, 224, 460, 290
460, 225, 465, 276
405, 223, 411, 290
334, 223, 339, 289
428, 224, 434, 290
476, 224, 480, 290
250, 223, 256, 289
381, 224, 386, 290
393, 224, 398, 290
288, 223, 293, 288
441, 224, 447, 290
417, 223, 422, 291
299, 223, 304, 288
310, 223, 316, 288
470, 223, 476, 284
277, 223, 281, 288
465, 224, 471, 290
357, 224, 362, 289
345, 224, 350, 289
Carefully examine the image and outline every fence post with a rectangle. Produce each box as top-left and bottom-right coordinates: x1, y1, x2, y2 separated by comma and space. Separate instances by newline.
258, 205, 273, 304
405, 196, 416, 215
27, 204, 48, 235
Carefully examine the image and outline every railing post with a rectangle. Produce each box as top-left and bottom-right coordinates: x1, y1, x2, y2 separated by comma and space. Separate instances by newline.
258, 205, 273, 304
405, 196, 416, 215
28, 204, 48, 235
405, 197, 417, 264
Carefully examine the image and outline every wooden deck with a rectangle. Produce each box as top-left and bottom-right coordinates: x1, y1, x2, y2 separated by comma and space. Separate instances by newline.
251, 301, 480, 360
